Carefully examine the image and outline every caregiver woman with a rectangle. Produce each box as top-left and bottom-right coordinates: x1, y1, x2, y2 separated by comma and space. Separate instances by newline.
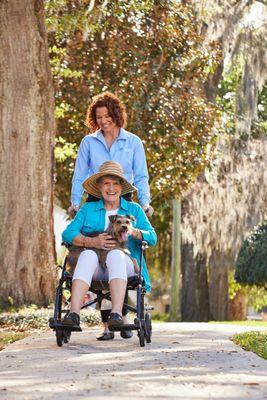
68, 91, 153, 218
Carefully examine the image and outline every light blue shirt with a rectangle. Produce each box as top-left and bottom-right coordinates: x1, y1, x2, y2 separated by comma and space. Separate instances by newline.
62, 198, 157, 291
71, 128, 151, 207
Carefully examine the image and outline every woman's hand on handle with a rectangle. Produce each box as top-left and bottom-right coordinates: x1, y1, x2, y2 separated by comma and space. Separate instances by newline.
142, 204, 154, 218
67, 204, 80, 219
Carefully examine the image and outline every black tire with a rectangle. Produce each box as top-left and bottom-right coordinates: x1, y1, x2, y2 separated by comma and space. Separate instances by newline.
145, 313, 152, 343
63, 330, 71, 343
56, 329, 64, 347
138, 328, 145, 347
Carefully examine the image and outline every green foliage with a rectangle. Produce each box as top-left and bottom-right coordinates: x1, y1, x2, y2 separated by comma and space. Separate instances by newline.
216, 55, 244, 136
0, 332, 28, 351
251, 83, 267, 138
0, 306, 101, 330
229, 271, 267, 312
151, 313, 169, 322
210, 320, 267, 327
0, 307, 54, 329
45, 0, 220, 209
235, 221, 267, 287
247, 286, 267, 312
228, 270, 247, 300
232, 331, 267, 360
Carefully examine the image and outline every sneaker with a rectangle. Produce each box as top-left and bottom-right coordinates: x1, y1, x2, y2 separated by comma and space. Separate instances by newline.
96, 331, 115, 341
107, 312, 123, 329
63, 312, 80, 327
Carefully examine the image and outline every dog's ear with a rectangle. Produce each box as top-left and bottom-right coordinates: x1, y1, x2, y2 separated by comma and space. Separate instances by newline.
109, 215, 118, 223
126, 214, 136, 222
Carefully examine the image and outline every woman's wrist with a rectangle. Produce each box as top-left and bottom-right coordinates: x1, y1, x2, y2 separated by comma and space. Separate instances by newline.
132, 229, 141, 240
82, 235, 93, 248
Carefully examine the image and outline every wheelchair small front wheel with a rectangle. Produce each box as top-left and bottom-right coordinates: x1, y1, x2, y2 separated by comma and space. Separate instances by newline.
138, 328, 145, 347
56, 329, 64, 347
63, 330, 71, 343
145, 313, 152, 343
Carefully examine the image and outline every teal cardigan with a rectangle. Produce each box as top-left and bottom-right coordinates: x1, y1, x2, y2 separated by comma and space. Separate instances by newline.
62, 198, 157, 291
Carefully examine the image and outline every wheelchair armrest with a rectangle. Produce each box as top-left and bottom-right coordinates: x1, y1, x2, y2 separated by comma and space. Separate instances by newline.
61, 241, 71, 248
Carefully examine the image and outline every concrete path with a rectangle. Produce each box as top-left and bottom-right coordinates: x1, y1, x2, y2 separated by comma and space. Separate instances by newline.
0, 323, 267, 400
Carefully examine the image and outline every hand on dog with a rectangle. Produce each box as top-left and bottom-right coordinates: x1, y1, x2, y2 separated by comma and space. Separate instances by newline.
92, 233, 117, 250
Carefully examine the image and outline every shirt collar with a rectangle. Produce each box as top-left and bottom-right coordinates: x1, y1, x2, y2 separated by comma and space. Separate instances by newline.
94, 197, 129, 212
91, 128, 128, 141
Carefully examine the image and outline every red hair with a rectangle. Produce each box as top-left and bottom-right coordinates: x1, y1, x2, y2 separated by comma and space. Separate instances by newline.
85, 92, 127, 131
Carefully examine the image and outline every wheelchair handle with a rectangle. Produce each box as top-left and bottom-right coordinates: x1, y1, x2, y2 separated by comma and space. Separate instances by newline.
141, 241, 148, 251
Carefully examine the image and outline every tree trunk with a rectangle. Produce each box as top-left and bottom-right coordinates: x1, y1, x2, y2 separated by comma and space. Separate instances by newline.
169, 197, 182, 321
0, 0, 56, 306
181, 244, 210, 321
208, 252, 229, 320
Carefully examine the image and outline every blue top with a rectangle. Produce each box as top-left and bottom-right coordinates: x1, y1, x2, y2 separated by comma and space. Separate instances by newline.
71, 128, 150, 207
62, 198, 157, 291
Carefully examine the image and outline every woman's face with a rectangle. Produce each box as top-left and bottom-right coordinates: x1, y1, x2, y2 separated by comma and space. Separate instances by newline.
95, 106, 118, 133
98, 176, 122, 203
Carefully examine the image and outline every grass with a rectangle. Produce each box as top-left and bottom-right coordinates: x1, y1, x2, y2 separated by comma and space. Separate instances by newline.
151, 313, 170, 322
232, 331, 267, 360
209, 320, 267, 327
211, 320, 267, 360
0, 331, 28, 351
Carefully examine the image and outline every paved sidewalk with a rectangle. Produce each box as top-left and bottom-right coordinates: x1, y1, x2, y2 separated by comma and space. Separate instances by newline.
0, 322, 267, 399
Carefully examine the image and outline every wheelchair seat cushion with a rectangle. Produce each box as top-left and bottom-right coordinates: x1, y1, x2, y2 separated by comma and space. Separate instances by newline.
90, 275, 139, 291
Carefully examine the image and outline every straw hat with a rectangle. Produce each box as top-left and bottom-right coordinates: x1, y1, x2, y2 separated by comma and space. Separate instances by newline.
82, 161, 137, 198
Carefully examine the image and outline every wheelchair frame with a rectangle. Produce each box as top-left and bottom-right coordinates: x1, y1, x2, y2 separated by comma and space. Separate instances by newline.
49, 241, 153, 347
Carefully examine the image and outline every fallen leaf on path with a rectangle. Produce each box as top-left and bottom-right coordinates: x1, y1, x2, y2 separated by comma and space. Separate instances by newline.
244, 382, 260, 386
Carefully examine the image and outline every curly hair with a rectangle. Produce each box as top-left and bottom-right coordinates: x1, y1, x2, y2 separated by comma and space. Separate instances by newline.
85, 92, 127, 131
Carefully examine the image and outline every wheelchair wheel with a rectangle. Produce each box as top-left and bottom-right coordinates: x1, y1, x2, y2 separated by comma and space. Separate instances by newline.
138, 328, 145, 347
56, 329, 64, 347
145, 313, 152, 343
63, 330, 71, 343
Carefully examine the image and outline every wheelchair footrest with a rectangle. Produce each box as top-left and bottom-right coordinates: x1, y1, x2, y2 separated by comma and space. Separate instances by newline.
108, 323, 138, 332
49, 318, 82, 332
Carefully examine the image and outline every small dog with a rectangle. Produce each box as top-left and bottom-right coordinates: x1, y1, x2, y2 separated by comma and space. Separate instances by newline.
98, 214, 139, 274
67, 215, 139, 274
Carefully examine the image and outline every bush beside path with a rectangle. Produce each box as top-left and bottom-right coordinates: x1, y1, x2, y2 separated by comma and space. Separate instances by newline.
0, 322, 267, 400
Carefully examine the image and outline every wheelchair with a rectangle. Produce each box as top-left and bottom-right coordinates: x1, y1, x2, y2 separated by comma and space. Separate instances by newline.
49, 240, 153, 348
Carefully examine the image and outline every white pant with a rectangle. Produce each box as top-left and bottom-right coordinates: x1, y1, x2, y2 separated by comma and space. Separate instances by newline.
72, 249, 135, 286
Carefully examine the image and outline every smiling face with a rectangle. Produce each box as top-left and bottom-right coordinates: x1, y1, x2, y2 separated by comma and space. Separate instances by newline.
98, 176, 122, 204
95, 106, 118, 134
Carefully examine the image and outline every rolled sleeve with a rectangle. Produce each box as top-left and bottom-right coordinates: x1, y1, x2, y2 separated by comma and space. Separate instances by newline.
71, 137, 91, 206
62, 207, 86, 244
135, 206, 157, 246
133, 137, 151, 207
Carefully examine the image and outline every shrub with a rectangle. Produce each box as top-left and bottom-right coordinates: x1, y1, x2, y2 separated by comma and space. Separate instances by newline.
235, 221, 267, 287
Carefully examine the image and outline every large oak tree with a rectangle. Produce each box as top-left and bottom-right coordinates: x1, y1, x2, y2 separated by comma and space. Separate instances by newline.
0, 0, 56, 306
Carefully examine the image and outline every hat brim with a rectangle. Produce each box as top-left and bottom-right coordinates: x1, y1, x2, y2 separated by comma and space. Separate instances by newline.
82, 172, 137, 198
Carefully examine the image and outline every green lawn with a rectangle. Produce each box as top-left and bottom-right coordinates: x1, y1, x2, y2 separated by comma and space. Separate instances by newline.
232, 331, 267, 360
209, 320, 267, 327
210, 320, 267, 359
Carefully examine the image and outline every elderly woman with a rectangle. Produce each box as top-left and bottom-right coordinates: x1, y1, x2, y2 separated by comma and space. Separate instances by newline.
62, 161, 157, 328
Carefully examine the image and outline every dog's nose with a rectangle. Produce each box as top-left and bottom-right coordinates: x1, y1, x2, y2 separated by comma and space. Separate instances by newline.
122, 225, 127, 230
